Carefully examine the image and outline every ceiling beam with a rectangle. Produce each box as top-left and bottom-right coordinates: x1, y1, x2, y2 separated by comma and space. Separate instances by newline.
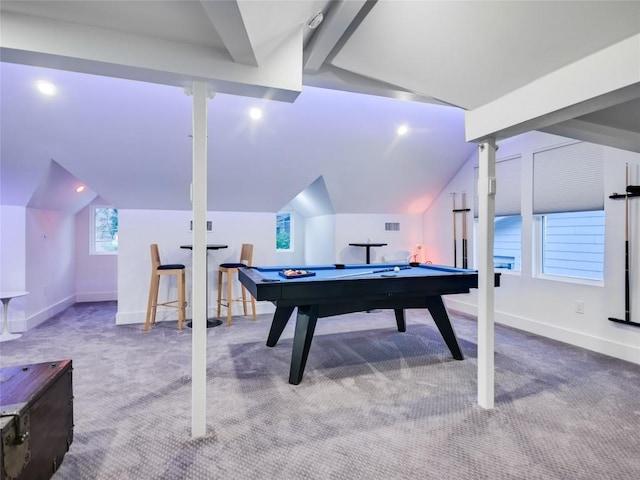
540, 119, 640, 154
0, 10, 302, 102
199, 0, 258, 66
465, 34, 640, 143
304, 0, 369, 73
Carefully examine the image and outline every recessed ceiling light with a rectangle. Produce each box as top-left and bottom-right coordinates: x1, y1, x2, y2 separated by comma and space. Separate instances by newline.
249, 107, 263, 120
36, 80, 57, 96
397, 124, 409, 136
75, 185, 86, 193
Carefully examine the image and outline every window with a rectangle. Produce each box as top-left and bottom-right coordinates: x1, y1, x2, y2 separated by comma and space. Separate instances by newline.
276, 212, 292, 251
533, 141, 605, 281
92, 207, 118, 254
494, 216, 522, 271
533, 142, 603, 215
538, 210, 604, 280
475, 155, 522, 272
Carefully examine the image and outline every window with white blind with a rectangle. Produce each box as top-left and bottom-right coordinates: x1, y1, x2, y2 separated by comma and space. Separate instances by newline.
475, 155, 522, 271
494, 216, 522, 271
533, 142, 605, 281
474, 155, 522, 217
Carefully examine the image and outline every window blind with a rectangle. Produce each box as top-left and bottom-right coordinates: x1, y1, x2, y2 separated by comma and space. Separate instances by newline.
533, 142, 604, 214
474, 155, 521, 217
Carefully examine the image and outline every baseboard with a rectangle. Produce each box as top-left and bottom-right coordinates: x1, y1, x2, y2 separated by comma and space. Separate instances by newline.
116, 311, 145, 325
17, 295, 77, 332
116, 301, 277, 325
445, 298, 640, 365
76, 291, 117, 303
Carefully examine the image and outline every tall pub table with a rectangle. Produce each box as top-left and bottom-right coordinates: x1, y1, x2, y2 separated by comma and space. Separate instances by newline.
0, 291, 28, 342
349, 242, 387, 264
180, 244, 228, 328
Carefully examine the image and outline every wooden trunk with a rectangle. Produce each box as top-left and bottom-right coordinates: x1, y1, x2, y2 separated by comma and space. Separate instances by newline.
0, 360, 74, 480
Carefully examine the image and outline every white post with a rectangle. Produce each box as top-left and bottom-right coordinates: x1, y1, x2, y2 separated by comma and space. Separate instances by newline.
191, 81, 210, 437
477, 138, 497, 409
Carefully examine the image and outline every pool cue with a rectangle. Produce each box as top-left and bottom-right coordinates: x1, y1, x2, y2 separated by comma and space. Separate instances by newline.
623, 163, 630, 323
328, 266, 411, 279
452, 192, 457, 267
609, 163, 633, 325
461, 192, 468, 269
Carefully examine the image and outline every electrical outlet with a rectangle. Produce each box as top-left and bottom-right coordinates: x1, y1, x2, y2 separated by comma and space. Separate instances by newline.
575, 301, 584, 314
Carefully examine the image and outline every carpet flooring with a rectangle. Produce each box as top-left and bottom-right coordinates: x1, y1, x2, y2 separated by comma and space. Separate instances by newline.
1, 301, 639, 479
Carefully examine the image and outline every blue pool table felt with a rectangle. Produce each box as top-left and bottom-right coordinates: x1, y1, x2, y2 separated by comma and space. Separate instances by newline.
257, 263, 474, 282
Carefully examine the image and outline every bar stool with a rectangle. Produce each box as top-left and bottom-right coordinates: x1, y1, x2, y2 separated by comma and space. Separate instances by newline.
144, 243, 187, 331
217, 243, 256, 326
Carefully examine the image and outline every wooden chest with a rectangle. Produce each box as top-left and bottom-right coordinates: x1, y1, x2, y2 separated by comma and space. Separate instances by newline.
0, 360, 74, 480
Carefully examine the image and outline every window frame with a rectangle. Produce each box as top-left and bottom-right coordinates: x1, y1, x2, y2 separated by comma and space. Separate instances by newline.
532, 213, 604, 286
276, 212, 294, 252
90, 206, 119, 255
492, 215, 522, 273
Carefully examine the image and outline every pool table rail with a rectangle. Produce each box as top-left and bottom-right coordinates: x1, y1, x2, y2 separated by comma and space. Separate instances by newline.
239, 265, 499, 306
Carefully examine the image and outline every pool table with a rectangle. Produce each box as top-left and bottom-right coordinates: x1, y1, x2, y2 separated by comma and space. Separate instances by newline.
239, 263, 500, 384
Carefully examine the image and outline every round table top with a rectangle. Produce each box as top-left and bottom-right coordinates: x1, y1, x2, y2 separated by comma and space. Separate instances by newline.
180, 244, 228, 250
0, 291, 29, 301
349, 242, 388, 247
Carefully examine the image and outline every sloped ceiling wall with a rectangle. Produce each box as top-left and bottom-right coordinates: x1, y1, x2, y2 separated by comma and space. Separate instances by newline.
27, 160, 97, 213
1, 1, 639, 216
286, 176, 334, 217
1, 62, 474, 214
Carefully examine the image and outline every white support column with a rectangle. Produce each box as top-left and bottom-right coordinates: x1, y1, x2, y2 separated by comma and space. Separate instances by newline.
191, 81, 210, 437
477, 138, 497, 409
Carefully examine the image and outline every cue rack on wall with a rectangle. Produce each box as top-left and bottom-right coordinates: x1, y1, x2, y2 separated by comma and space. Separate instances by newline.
451, 191, 470, 269
608, 163, 640, 328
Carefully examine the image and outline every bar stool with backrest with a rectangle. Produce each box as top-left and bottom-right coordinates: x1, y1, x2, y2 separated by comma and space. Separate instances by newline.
144, 243, 187, 331
217, 243, 256, 326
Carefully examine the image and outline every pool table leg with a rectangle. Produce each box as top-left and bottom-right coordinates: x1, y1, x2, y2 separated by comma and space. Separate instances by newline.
425, 296, 464, 360
393, 309, 406, 332
266, 306, 295, 347
289, 305, 319, 385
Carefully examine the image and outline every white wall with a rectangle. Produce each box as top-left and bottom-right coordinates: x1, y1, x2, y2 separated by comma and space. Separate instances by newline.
115, 209, 277, 325
273, 210, 336, 266
0, 205, 27, 331
269, 210, 423, 267
424, 131, 640, 364
23, 207, 76, 330
116, 209, 426, 325
0, 205, 26, 292
305, 214, 336, 264
335, 213, 424, 264
75, 200, 118, 302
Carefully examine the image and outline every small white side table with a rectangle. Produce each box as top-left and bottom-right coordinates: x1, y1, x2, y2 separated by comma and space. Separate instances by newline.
0, 291, 28, 342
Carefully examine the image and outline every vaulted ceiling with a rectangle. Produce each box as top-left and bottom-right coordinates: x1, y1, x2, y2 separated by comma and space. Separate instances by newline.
1, 1, 639, 214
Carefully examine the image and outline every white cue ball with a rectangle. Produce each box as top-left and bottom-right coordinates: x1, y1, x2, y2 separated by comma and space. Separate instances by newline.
394, 266, 400, 272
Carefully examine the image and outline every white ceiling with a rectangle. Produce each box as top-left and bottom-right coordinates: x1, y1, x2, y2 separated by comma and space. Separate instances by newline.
1, 0, 639, 214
